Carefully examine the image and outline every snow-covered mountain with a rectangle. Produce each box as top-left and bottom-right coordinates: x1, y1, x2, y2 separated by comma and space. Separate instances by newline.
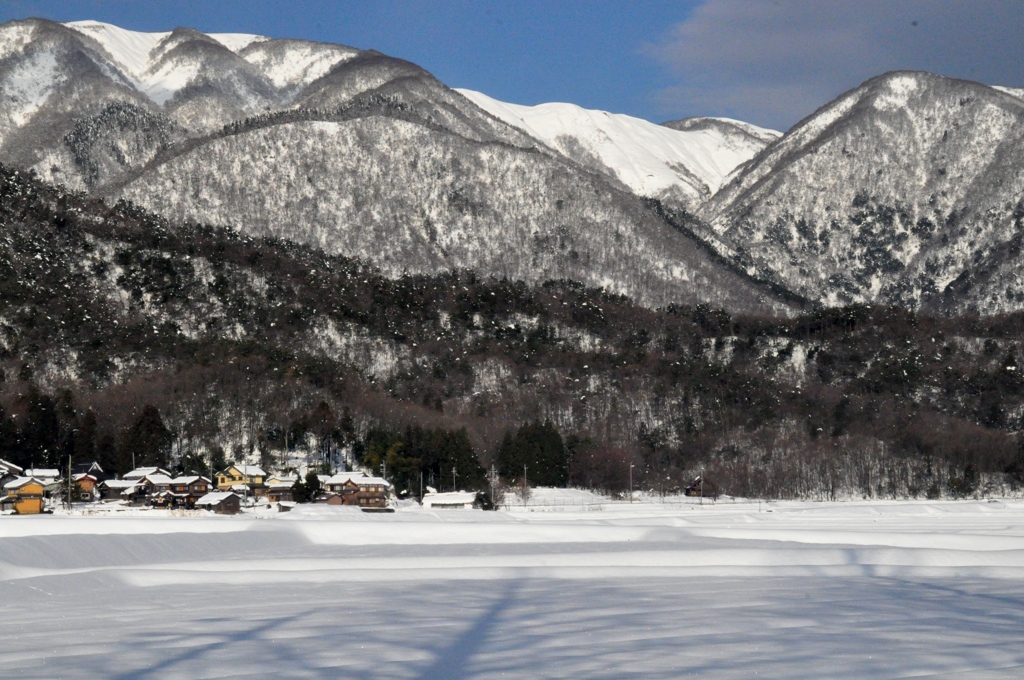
458, 89, 778, 210
0, 18, 790, 314
698, 71, 1024, 313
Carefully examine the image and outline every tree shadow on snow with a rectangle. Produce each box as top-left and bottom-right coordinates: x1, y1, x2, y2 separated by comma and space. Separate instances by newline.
413, 579, 521, 680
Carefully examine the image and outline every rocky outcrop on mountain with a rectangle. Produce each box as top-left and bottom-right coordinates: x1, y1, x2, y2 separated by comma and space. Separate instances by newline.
698, 71, 1024, 314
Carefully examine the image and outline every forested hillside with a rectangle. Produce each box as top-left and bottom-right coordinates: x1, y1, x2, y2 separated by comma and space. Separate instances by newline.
1, 165, 1023, 498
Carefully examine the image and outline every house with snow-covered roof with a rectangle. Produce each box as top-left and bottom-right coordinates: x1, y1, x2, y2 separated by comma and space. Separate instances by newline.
72, 473, 99, 502
98, 478, 141, 502
195, 491, 241, 514
216, 465, 266, 494
318, 474, 390, 508
0, 458, 24, 490
169, 476, 211, 508
73, 460, 108, 481
1, 477, 47, 514
123, 467, 171, 480
266, 478, 296, 503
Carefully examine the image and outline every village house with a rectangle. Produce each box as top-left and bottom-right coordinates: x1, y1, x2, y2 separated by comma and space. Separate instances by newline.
98, 479, 141, 502
123, 467, 172, 481
216, 465, 267, 496
195, 491, 241, 515
168, 476, 211, 508
319, 473, 390, 508
1, 477, 47, 515
72, 461, 109, 482
684, 475, 718, 499
138, 473, 174, 497
72, 473, 99, 502
266, 479, 295, 503
0, 458, 24, 489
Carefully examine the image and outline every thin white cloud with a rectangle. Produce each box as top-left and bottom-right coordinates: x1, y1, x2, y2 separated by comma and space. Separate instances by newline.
646, 0, 1024, 130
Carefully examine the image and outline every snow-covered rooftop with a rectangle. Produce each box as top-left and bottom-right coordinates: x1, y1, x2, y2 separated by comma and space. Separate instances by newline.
195, 491, 239, 505
124, 467, 171, 480
422, 491, 477, 508
3, 476, 45, 490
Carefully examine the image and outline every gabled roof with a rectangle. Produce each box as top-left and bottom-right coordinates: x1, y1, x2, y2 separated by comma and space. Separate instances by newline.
24, 468, 60, 479
355, 476, 389, 487
3, 476, 45, 490
267, 480, 295, 489
101, 479, 138, 489
0, 458, 24, 475
221, 464, 266, 477
73, 461, 104, 474
124, 467, 171, 479
141, 474, 174, 486
171, 475, 210, 485
196, 491, 240, 505
72, 473, 98, 482
323, 471, 367, 485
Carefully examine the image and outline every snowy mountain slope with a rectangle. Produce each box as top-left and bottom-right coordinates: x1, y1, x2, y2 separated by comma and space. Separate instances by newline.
993, 85, 1024, 100
115, 116, 791, 312
0, 17, 793, 313
458, 88, 778, 209
698, 71, 1024, 313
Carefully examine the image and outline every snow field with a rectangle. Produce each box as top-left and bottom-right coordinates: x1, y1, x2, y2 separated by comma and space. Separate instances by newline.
1, 500, 1023, 677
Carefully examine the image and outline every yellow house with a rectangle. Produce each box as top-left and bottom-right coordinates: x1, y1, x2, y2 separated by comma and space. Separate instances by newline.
216, 465, 266, 491
1, 477, 46, 515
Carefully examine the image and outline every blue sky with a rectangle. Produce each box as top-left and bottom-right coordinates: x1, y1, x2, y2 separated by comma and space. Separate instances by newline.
3, 1, 1023, 130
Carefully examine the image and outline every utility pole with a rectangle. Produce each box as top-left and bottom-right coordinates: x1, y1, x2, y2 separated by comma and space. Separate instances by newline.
380, 461, 387, 482
452, 466, 457, 491
67, 455, 72, 512
700, 467, 704, 507
629, 464, 634, 503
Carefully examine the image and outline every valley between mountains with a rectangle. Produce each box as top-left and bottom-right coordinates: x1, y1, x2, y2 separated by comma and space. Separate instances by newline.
1, 18, 1024, 500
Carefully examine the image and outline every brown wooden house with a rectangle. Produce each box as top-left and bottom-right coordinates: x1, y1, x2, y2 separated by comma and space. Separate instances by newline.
169, 476, 211, 508
195, 491, 241, 514
684, 475, 719, 499
319, 474, 389, 508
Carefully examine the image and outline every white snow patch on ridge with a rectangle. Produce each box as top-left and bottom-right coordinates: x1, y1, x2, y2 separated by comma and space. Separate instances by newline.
994, 85, 1024, 100
458, 88, 778, 201
62, 20, 269, 104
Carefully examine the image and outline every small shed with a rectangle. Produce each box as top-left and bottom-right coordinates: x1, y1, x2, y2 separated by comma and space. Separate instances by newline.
422, 491, 479, 509
195, 491, 241, 515
684, 475, 719, 499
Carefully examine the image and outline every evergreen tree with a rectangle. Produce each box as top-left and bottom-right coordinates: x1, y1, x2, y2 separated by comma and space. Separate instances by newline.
119, 405, 173, 470
96, 434, 118, 475
304, 471, 321, 499
75, 410, 98, 463
21, 387, 60, 468
0, 405, 20, 465
496, 421, 567, 487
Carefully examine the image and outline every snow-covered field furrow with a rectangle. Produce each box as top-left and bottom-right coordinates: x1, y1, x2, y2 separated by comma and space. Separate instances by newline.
1, 500, 1023, 678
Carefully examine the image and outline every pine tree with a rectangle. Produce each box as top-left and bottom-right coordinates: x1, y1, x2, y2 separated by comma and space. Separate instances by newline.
496, 421, 567, 487
119, 405, 173, 470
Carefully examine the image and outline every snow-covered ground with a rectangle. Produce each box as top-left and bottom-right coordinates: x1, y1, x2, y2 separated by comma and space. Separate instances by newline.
2, 499, 1023, 678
